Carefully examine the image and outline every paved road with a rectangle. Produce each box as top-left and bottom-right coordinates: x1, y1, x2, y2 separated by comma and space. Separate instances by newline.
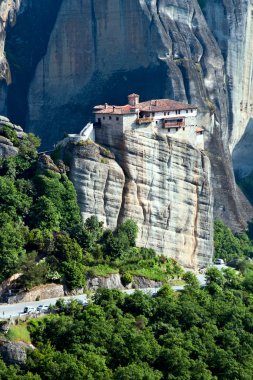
0, 294, 88, 319
0, 264, 226, 319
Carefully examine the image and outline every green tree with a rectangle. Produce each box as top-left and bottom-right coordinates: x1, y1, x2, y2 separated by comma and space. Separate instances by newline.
29, 196, 61, 231
62, 261, 85, 290
117, 220, 138, 247
114, 362, 162, 380
0, 213, 27, 281
214, 220, 243, 262
20, 252, 48, 290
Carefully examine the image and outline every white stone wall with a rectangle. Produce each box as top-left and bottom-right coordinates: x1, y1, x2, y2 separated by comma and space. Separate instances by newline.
142, 109, 197, 120
122, 113, 138, 131
196, 134, 204, 150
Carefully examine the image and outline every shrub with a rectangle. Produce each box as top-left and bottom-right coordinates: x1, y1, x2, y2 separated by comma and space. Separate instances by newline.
121, 272, 133, 286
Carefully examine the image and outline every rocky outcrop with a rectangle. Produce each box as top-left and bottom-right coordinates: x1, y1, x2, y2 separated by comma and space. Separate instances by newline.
86, 273, 164, 291
68, 132, 213, 269
0, 116, 24, 158
0, 135, 18, 157
7, 283, 64, 304
37, 153, 68, 174
86, 273, 124, 291
0, 339, 33, 365
132, 276, 164, 289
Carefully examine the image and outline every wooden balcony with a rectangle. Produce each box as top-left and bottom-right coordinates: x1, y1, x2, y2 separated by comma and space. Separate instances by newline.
136, 117, 154, 125
163, 118, 185, 129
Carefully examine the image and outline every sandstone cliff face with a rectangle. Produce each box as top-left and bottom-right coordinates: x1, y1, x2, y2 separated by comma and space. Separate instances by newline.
67, 141, 125, 230
22, 0, 251, 230
0, 0, 21, 114
201, 0, 253, 177
68, 133, 213, 270
27, 0, 225, 146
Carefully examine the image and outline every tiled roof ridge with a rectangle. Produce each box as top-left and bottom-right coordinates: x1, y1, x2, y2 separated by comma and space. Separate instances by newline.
94, 98, 197, 114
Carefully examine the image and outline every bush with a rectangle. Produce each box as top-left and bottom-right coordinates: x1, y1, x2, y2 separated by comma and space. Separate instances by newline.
121, 272, 133, 286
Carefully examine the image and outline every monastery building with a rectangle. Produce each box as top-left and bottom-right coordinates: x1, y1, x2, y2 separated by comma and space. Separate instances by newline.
93, 94, 204, 149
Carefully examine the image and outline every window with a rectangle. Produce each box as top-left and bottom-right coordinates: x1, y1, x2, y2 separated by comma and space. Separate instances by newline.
152, 112, 155, 116
164, 112, 166, 116
183, 127, 185, 131
103, 116, 105, 120
109, 116, 112, 120
116, 117, 119, 121
186, 110, 188, 114
191, 109, 193, 113
176, 128, 178, 132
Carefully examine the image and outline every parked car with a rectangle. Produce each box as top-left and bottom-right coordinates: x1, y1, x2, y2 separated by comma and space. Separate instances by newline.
23, 306, 36, 314
214, 258, 225, 265
36, 305, 49, 313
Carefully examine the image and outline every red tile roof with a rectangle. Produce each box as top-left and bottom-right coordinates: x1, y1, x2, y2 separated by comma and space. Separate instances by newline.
196, 127, 204, 133
94, 105, 135, 115
93, 97, 197, 115
139, 99, 197, 112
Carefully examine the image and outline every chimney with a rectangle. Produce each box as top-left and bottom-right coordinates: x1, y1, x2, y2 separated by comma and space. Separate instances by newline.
128, 93, 140, 106
104, 103, 108, 109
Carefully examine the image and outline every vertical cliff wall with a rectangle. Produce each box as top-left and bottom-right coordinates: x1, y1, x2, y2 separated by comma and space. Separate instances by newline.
23, 0, 250, 230
0, 0, 21, 114
67, 133, 213, 270
201, 0, 253, 178
3, 0, 63, 127
26, 0, 226, 147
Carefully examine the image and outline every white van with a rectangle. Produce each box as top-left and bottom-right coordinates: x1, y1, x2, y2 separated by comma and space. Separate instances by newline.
214, 258, 225, 265
23, 306, 36, 314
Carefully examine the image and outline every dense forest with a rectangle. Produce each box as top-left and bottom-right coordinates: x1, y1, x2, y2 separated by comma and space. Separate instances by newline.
1, 269, 253, 379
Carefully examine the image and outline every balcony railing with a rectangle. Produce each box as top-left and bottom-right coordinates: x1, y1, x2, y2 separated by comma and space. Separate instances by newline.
163, 121, 185, 128
136, 117, 154, 125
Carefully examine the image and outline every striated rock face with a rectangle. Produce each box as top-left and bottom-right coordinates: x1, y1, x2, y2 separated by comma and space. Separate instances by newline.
67, 141, 125, 230
0, 0, 21, 114
200, 0, 253, 203
68, 133, 213, 269
201, 0, 253, 151
26, 0, 225, 147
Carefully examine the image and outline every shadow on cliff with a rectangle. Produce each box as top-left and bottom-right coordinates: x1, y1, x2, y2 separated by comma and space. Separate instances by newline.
29, 63, 168, 150
233, 118, 253, 205
5, 0, 63, 127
